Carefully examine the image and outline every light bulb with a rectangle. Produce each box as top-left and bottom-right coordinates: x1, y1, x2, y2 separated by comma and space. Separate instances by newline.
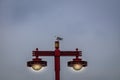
73, 64, 82, 71
32, 64, 42, 71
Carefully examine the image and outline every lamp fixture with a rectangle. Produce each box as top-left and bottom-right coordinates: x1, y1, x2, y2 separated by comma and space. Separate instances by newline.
27, 40, 87, 80
27, 58, 47, 71
68, 58, 87, 71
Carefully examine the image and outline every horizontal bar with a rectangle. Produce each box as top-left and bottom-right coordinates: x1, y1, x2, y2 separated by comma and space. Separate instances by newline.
32, 51, 54, 56
32, 51, 82, 56
60, 51, 82, 56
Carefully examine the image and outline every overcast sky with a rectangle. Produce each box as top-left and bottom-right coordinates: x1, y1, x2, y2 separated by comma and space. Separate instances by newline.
0, 0, 120, 80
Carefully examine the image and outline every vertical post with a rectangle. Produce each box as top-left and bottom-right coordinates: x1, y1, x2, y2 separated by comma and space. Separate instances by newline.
55, 56, 60, 80
54, 41, 60, 80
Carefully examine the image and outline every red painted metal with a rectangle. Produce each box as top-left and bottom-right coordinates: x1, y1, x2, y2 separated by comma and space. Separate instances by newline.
55, 56, 60, 80
28, 40, 86, 80
60, 51, 82, 56
32, 51, 81, 56
54, 43, 60, 80
32, 51, 54, 56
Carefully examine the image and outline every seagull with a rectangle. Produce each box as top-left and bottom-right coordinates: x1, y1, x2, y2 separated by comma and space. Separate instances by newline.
55, 36, 63, 41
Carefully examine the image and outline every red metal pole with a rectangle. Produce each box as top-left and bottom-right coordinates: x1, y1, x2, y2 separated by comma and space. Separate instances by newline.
55, 56, 60, 80
54, 41, 60, 80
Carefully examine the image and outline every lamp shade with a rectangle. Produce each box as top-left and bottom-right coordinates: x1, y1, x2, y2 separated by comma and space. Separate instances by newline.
68, 58, 87, 71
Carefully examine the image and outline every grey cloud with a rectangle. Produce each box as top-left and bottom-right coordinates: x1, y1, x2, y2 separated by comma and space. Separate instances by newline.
0, 0, 120, 80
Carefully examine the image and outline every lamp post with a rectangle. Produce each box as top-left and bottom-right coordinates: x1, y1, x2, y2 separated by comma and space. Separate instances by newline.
27, 40, 87, 80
